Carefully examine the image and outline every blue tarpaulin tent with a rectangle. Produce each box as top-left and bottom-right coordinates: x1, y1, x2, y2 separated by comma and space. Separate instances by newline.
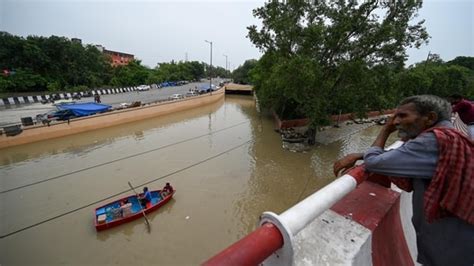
57, 102, 111, 116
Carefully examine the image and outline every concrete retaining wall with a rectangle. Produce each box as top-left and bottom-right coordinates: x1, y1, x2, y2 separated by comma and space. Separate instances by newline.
0, 89, 224, 149
272, 109, 396, 130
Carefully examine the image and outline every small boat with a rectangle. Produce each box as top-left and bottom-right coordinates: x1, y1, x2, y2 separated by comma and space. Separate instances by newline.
94, 189, 174, 231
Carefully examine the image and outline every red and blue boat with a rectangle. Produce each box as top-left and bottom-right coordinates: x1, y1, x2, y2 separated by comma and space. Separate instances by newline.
94, 189, 174, 231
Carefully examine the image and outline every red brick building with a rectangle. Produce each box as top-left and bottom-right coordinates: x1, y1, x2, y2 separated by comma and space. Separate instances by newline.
103, 49, 134, 67
95, 45, 134, 67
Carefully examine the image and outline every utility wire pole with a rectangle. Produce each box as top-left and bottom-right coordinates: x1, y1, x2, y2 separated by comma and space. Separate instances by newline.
223, 54, 228, 71
205, 40, 213, 93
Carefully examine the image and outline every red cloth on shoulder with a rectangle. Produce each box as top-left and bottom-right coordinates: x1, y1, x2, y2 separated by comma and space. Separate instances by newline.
424, 127, 473, 224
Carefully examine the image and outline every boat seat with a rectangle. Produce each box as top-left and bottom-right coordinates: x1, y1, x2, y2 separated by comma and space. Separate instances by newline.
121, 203, 132, 217
97, 214, 107, 224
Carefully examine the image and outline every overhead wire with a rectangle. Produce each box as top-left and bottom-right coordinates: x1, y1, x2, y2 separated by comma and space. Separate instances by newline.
1, 120, 249, 194
0, 139, 252, 239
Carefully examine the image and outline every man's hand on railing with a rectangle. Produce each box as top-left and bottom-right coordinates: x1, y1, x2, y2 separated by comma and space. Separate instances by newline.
333, 153, 364, 177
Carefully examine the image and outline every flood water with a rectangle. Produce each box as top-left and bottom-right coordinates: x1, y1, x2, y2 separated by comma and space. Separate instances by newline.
0, 95, 382, 265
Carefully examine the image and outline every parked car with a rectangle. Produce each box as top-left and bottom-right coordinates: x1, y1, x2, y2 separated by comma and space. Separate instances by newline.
198, 88, 210, 94
186, 91, 198, 97
169, 94, 184, 100
82, 91, 93, 97
137, 85, 150, 91
49, 94, 61, 101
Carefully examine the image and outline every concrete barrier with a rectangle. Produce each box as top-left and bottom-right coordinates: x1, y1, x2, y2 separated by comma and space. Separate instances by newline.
0, 85, 148, 106
0, 89, 225, 149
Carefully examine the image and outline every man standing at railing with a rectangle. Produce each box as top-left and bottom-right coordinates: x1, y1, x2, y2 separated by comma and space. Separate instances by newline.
449, 94, 474, 139
333, 95, 473, 266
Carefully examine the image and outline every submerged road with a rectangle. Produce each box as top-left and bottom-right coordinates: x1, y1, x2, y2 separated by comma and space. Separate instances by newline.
0, 80, 221, 127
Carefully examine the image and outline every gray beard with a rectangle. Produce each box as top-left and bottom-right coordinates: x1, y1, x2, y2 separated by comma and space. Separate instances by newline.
397, 128, 421, 140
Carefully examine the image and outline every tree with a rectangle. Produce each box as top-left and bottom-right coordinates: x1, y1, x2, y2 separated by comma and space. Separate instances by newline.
232, 59, 258, 84
110, 60, 150, 87
447, 56, 474, 71
247, 0, 429, 125
0, 32, 115, 92
394, 62, 473, 99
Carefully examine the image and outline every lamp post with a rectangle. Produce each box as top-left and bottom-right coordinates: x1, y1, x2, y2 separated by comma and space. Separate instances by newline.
205, 40, 213, 92
223, 54, 228, 76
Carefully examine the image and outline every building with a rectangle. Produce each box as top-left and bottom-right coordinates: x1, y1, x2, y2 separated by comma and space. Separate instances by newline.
93, 44, 134, 67
103, 49, 134, 67
71, 38, 82, 44
72, 38, 134, 67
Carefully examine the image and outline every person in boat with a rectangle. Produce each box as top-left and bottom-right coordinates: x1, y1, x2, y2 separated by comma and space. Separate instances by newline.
120, 198, 129, 206
449, 94, 474, 139
138, 187, 152, 208
120, 198, 131, 217
333, 95, 474, 266
161, 182, 174, 197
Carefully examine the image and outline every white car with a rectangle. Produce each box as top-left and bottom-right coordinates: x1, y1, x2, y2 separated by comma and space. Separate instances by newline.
137, 85, 150, 91
186, 91, 198, 97
169, 94, 184, 100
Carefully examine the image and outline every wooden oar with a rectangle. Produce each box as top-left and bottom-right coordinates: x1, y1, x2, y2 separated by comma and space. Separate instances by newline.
128, 181, 151, 232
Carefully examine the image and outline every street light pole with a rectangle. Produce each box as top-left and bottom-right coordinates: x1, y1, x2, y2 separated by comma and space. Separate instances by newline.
223, 54, 228, 74
205, 40, 213, 92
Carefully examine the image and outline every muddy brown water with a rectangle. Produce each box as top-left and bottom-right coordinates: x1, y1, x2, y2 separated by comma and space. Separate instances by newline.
0, 95, 384, 265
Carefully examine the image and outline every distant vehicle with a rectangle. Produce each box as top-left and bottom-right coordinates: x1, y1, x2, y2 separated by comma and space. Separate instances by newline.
137, 85, 150, 91
169, 94, 184, 100
52, 99, 76, 106
82, 91, 93, 97
186, 91, 198, 97
36, 109, 76, 123
198, 85, 212, 94
161, 81, 177, 87
49, 94, 61, 101
72, 93, 81, 100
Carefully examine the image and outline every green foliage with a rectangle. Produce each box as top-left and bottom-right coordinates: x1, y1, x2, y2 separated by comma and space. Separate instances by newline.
204, 64, 230, 79
0, 32, 210, 93
47, 81, 62, 92
0, 32, 113, 92
395, 63, 473, 99
232, 59, 258, 84
447, 56, 474, 71
148, 61, 206, 84
110, 60, 150, 87
248, 0, 431, 126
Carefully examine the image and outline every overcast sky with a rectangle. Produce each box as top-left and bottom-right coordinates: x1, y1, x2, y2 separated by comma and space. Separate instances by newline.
1, 0, 472, 69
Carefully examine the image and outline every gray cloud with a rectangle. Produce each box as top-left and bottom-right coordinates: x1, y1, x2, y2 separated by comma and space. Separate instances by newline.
1, 0, 472, 69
